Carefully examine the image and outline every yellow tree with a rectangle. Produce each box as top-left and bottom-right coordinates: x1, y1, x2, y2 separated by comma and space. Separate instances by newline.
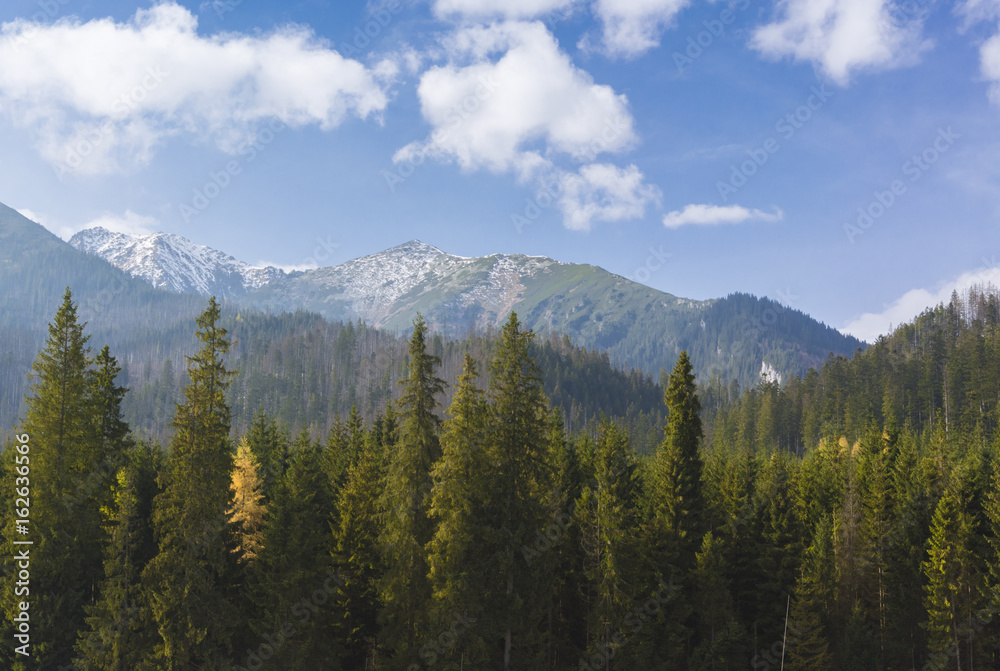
228, 437, 267, 565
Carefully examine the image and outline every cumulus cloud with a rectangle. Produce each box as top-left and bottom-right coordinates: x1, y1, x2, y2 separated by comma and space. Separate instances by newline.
841, 265, 1000, 342
559, 163, 662, 231
396, 21, 636, 171
396, 20, 657, 228
432, 0, 580, 20
0, 2, 395, 175
751, 0, 930, 85
662, 203, 783, 228
587, 0, 690, 58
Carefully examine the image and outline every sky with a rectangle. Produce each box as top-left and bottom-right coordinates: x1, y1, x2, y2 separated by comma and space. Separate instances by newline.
1, 0, 999, 342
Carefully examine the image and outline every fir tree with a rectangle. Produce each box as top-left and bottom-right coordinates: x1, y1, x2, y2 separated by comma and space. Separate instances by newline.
652, 350, 705, 568
75, 442, 162, 671
486, 313, 552, 671
426, 354, 493, 668
141, 297, 237, 667
1, 289, 104, 669
578, 420, 640, 667
379, 315, 446, 665
250, 432, 340, 670
334, 431, 386, 670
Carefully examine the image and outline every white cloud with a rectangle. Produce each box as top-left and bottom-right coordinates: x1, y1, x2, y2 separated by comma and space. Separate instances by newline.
78, 211, 158, 238
396, 20, 657, 228
0, 2, 395, 174
662, 203, 783, 228
432, 0, 579, 20
587, 0, 690, 58
15, 207, 156, 240
841, 266, 1000, 342
751, 0, 929, 85
559, 163, 662, 231
396, 21, 637, 172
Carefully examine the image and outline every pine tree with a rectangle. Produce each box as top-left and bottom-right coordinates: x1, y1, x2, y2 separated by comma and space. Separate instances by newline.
652, 350, 705, 568
0, 289, 104, 669
641, 351, 703, 668
923, 467, 984, 671
250, 431, 340, 670
141, 297, 237, 667
244, 409, 290, 502
426, 354, 492, 668
379, 316, 446, 665
578, 420, 640, 667
229, 437, 267, 566
486, 313, 552, 671
75, 442, 162, 671
786, 516, 834, 671
334, 431, 386, 670
689, 532, 744, 671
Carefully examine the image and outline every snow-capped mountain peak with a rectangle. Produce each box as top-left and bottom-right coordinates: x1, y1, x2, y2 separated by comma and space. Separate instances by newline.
69, 226, 286, 298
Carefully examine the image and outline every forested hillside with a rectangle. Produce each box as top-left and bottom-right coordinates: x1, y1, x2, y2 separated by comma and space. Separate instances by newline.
3, 286, 1000, 670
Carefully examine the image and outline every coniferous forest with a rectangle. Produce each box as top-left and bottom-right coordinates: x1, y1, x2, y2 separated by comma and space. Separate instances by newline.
5, 285, 1000, 671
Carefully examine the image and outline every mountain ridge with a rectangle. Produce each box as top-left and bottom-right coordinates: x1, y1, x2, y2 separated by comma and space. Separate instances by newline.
69, 226, 288, 298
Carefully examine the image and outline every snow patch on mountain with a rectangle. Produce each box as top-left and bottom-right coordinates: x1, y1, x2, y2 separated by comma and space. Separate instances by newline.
69, 226, 286, 298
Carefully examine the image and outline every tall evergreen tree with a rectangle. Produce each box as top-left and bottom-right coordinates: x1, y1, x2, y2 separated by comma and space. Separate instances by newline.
141, 297, 237, 667
486, 313, 552, 671
426, 354, 492, 668
334, 431, 386, 670
379, 315, 446, 665
923, 464, 984, 671
75, 442, 162, 671
578, 420, 640, 668
1, 289, 105, 669
652, 350, 705, 568
251, 431, 340, 670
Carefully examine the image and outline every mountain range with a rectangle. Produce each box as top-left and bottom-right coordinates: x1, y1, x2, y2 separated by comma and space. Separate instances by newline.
0, 202, 866, 435
67, 223, 864, 385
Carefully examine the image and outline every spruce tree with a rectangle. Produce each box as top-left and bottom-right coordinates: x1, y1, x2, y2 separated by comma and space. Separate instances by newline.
251, 431, 340, 670
486, 313, 551, 671
244, 409, 290, 503
426, 354, 492, 667
334, 431, 386, 670
379, 316, 445, 665
786, 516, 835, 671
578, 420, 640, 667
1, 289, 104, 669
923, 471, 983, 670
75, 442, 162, 671
652, 350, 705, 567
141, 297, 237, 667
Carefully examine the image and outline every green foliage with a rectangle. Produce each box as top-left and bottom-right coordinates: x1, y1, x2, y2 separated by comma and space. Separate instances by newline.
141, 297, 237, 668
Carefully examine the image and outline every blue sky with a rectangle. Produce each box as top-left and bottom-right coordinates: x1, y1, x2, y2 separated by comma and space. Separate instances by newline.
1, 0, 999, 341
